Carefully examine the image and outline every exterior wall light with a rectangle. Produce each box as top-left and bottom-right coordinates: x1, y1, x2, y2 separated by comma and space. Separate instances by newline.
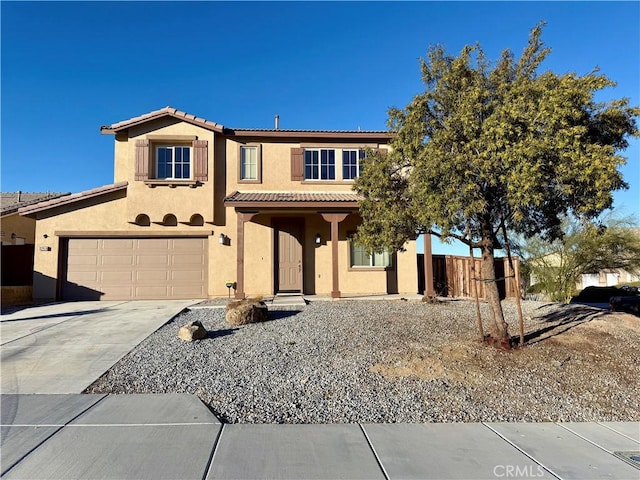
315, 233, 321, 245
219, 233, 227, 245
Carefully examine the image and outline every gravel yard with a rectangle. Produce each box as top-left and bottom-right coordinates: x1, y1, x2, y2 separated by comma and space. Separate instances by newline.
85, 299, 640, 424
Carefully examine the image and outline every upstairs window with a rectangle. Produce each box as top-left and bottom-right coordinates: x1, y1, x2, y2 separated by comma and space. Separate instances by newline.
305, 149, 335, 180
240, 145, 261, 182
156, 146, 191, 179
342, 149, 365, 180
241, 146, 258, 180
136, 138, 206, 184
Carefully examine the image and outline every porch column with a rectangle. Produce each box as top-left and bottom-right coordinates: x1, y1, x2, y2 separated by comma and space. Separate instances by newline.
423, 233, 435, 296
235, 211, 257, 299
320, 213, 349, 298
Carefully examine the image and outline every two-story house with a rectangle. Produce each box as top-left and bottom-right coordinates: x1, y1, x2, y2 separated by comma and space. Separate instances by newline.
19, 107, 420, 301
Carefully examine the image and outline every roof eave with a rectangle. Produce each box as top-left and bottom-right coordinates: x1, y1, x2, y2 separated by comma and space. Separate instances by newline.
225, 129, 393, 140
100, 112, 224, 135
19, 182, 128, 216
224, 200, 360, 209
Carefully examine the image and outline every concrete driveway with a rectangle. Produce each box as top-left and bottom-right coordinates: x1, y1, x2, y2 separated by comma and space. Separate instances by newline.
0, 300, 194, 394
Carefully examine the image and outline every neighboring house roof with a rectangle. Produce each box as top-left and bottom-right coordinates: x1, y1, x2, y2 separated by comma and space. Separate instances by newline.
18, 182, 128, 216
100, 106, 225, 134
1, 192, 70, 216
224, 191, 362, 208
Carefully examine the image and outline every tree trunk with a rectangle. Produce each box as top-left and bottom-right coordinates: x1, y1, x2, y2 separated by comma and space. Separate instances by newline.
480, 237, 511, 348
501, 225, 525, 347
469, 244, 484, 341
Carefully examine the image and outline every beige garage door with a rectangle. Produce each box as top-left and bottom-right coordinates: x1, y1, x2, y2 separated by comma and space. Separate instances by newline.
62, 237, 207, 300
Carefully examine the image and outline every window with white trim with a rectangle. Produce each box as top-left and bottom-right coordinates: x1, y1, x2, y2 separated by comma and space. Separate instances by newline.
240, 146, 259, 181
305, 149, 335, 180
350, 241, 391, 267
342, 149, 365, 180
156, 145, 191, 179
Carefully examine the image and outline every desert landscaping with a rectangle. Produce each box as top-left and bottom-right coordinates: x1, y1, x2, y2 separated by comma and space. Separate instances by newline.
85, 299, 640, 424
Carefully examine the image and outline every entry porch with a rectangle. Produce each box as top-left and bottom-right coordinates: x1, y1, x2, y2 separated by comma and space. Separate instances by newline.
224, 192, 420, 299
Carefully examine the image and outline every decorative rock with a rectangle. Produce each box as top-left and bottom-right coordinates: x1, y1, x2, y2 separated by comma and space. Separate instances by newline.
225, 299, 269, 326
178, 320, 207, 341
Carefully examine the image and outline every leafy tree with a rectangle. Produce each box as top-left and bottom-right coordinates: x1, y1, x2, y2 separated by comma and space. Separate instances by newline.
354, 24, 639, 348
521, 215, 640, 303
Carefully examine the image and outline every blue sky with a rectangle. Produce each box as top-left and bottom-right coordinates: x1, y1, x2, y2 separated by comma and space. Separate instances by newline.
2, 1, 638, 254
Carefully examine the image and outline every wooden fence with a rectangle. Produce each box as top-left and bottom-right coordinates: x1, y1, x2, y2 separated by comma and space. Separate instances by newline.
418, 254, 520, 300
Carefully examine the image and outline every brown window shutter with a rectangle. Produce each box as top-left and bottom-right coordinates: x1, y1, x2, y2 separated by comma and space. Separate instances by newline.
193, 140, 208, 181
291, 147, 304, 181
135, 139, 149, 181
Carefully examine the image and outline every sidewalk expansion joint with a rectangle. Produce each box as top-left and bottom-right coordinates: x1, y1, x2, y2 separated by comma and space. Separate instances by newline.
481, 423, 562, 480
358, 423, 390, 480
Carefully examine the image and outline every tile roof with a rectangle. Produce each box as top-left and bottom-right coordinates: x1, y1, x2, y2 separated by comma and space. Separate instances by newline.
18, 182, 128, 215
100, 106, 225, 134
1, 192, 70, 216
99, 106, 392, 140
231, 128, 389, 134
224, 191, 362, 207
227, 128, 393, 140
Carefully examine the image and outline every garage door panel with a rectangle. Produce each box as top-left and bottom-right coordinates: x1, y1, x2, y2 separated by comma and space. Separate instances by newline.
67, 255, 99, 266
136, 270, 170, 282
172, 238, 206, 249
135, 286, 171, 297
171, 285, 207, 296
171, 270, 206, 282
63, 237, 207, 300
137, 238, 171, 249
100, 286, 135, 299
172, 254, 206, 266
102, 239, 134, 249
101, 255, 135, 266
137, 254, 170, 266
100, 271, 134, 282
68, 239, 99, 250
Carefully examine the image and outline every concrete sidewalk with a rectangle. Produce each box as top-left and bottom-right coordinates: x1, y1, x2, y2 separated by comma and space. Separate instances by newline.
1, 301, 638, 479
0, 301, 194, 394
1, 394, 638, 479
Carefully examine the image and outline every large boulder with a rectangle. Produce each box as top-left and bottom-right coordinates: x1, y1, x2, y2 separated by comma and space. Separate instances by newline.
178, 320, 207, 341
226, 298, 269, 326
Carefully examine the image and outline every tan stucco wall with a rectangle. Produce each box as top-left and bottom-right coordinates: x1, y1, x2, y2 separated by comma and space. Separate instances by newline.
241, 220, 274, 295
396, 242, 419, 294
1, 213, 36, 244
304, 215, 332, 294
114, 119, 216, 225
226, 139, 388, 193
